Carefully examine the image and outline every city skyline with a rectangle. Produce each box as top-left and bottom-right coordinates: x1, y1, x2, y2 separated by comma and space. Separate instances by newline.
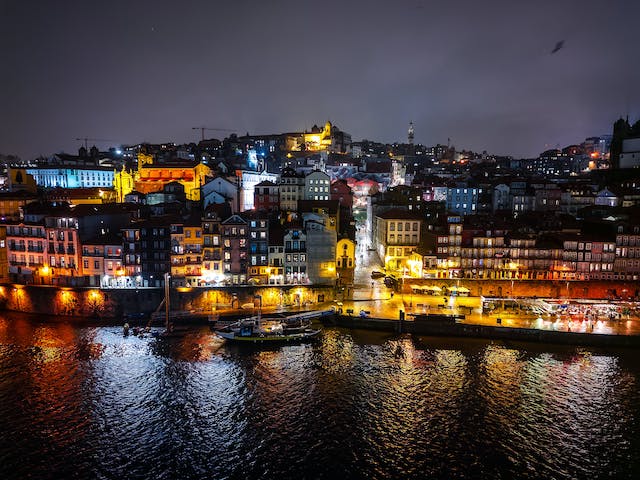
1, 0, 639, 160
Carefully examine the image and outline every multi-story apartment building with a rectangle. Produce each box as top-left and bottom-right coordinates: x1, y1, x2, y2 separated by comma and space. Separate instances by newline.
128, 216, 174, 287
221, 215, 248, 284
44, 214, 82, 285
121, 225, 142, 283
614, 225, 640, 281
507, 235, 563, 280
279, 167, 305, 213
446, 184, 480, 216
201, 207, 225, 284
562, 235, 616, 280
283, 227, 308, 284
246, 215, 269, 284
5, 222, 46, 284
253, 181, 279, 212
82, 234, 123, 287
304, 170, 331, 201
375, 209, 422, 271
170, 215, 202, 287
459, 235, 507, 278
267, 225, 285, 285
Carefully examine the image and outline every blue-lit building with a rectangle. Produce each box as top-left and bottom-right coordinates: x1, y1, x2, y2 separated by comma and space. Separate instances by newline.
446, 185, 481, 216
26, 166, 114, 188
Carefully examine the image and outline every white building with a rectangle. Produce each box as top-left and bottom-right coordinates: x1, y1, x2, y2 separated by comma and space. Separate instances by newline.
304, 170, 331, 201
201, 176, 239, 212
26, 166, 114, 188
239, 170, 279, 211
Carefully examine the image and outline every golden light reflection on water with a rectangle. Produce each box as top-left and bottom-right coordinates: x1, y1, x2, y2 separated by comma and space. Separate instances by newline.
1, 316, 639, 479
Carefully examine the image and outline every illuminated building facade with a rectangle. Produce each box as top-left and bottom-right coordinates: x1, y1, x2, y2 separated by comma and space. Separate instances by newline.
135, 161, 210, 202
201, 208, 224, 285
221, 215, 248, 284
246, 215, 269, 284
336, 238, 356, 286
82, 235, 123, 287
170, 216, 203, 287
283, 228, 308, 284
253, 181, 279, 212
375, 209, 422, 271
279, 167, 305, 213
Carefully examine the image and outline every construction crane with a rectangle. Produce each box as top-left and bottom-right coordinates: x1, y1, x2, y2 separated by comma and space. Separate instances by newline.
192, 127, 237, 142
75, 137, 113, 150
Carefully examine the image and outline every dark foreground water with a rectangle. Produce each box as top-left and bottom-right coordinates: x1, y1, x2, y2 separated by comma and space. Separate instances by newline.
1, 314, 640, 479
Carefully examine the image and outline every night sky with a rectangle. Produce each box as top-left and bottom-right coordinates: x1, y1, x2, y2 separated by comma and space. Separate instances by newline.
1, 0, 638, 160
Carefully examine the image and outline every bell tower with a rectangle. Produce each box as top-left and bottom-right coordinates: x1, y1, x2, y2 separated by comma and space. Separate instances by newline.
408, 121, 414, 145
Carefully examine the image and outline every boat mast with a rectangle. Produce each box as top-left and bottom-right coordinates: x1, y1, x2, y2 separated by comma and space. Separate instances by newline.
164, 272, 170, 330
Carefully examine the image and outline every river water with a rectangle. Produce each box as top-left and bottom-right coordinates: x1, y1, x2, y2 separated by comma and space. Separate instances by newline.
1, 313, 639, 479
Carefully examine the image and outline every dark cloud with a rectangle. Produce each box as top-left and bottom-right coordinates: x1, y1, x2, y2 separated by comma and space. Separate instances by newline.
1, 0, 638, 159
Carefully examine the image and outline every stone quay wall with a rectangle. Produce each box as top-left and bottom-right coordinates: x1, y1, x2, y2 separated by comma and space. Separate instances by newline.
332, 315, 640, 348
0, 284, 337, 320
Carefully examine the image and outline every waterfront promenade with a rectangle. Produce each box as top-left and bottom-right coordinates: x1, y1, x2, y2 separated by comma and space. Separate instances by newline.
330, 288, 640, 336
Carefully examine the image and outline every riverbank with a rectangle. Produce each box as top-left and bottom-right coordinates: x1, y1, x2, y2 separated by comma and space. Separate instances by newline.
328, 314, 640, 348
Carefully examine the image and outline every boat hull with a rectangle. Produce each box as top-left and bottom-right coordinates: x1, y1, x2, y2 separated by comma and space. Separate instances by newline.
216, 329, 321, 344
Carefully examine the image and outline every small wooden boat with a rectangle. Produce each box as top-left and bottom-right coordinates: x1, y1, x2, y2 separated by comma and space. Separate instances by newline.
215, 315, 321, 344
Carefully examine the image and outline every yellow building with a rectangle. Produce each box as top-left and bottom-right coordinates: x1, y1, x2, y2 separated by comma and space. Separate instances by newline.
284, 121, 350, 153
303, 121, 333, 151
170, 219, 203, 287
113, 166, 135, 202
336, 238, 356, 286
7, 168, 37, 193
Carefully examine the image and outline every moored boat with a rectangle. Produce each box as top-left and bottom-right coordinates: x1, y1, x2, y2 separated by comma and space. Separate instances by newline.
215, 314, 322, 344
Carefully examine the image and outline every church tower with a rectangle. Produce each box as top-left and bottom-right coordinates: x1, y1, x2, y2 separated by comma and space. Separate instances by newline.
408, 121, 414, 145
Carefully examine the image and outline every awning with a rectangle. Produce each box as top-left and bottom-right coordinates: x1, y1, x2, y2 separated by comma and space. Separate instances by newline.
425, 286, 442, 292
457, 287, 470, 293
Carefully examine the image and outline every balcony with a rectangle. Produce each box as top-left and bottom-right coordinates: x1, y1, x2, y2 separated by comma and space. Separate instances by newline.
27, 246, 45, 253
10, 245, 26, 252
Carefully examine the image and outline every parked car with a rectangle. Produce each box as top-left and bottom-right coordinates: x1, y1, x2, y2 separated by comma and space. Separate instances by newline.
384, 276, 398, 288
370, 270, 385, 279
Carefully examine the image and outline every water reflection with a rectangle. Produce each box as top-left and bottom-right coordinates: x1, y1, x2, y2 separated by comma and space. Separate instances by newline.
0, 314, 640, 479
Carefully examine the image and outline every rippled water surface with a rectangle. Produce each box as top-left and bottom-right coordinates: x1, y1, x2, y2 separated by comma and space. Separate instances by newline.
1, 314, 640, 479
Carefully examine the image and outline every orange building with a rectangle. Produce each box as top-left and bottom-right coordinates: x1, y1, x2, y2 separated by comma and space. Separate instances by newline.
134, 161, 211, 201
